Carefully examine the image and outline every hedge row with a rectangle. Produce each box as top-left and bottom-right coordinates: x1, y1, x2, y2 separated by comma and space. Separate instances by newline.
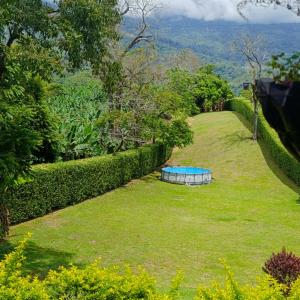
7, 144, 172, 224
228, 97, 300, 185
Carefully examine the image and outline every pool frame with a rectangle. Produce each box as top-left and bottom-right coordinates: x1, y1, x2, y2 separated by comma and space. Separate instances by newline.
161, 167, 212, 185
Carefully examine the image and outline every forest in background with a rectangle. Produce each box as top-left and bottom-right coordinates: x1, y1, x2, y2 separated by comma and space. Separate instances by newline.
123, 16, 300, 91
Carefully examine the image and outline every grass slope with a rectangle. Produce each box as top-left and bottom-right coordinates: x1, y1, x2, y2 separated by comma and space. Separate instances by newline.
2, 112, 300, 294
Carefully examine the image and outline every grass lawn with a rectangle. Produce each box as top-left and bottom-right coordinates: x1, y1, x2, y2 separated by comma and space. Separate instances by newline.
2, 111, 300, 296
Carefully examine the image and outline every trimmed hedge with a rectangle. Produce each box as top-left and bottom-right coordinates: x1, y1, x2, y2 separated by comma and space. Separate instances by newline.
7, 144, 172, 224
228, 97, 300, 185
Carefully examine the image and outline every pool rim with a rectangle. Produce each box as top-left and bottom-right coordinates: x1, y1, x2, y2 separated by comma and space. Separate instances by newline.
161, 166, 212, 175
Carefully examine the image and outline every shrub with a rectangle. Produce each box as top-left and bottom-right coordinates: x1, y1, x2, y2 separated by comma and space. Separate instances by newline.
196, 263, 286, 300
0, 236, 49, 299
45, 264, 158, 299
7, 144, 171, 225
0, 238, 178, 300
227, 98, 300, 186
263, 248, 300, 289
195, 263, 300, 299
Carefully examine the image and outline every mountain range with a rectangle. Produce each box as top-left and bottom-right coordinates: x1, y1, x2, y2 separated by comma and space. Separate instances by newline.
123, 16, 300, 91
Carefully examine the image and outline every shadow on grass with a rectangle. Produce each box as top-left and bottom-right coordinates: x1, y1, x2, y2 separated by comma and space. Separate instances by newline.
140, 173, 161, 183
223, 131, 252, 147
0, 239, 75, 278
233, 112, 300, 195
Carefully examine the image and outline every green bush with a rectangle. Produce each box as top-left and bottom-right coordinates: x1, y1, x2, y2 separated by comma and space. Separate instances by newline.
0, 237, 177, 300
228, 98, 300, 186
196, 263, 300, 299
7, 144, 171, 225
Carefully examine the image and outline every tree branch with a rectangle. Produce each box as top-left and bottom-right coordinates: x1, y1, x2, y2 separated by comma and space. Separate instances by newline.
120, 0, 130, 16
123, 0, 160, 55
237, 0, 300, 19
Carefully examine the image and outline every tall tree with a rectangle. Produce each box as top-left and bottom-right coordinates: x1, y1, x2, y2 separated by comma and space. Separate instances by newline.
0, 0, 121, 239
232, 35, 267, 140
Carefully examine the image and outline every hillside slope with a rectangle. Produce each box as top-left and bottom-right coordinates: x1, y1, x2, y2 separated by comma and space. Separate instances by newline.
123, 17, 300, 90
3, 112, 300, 293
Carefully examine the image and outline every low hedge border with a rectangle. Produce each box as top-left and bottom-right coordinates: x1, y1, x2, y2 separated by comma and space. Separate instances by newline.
8, 144, 172, 224
228, 97, 300, 186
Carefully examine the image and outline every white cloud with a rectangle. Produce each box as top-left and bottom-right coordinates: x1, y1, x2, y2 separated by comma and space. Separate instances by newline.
156, 0, 300, 23
47, 0, 300, 23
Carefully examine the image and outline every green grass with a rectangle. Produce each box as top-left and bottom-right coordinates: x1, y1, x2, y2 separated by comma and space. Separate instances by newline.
2, 111, 300, 295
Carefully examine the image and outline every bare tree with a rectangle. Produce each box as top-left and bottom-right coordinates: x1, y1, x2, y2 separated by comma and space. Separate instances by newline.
232, 35, 268, 140
99, 0, 163, 152
119, 0, 162, 55
100, 0, 161, 100
237, 0, 300, 19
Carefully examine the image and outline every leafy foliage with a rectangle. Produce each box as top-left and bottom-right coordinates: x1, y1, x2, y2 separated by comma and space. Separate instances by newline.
0, 79, 42, 237
57, 0, 120, 72
45, 264, 159, 300
0, 238, 179, 300
167, 66, 233, 114
0, 103, 39, 193
98, 47, 195, 152
0, 0, 121, 237
6, 239, 300, 299
47, 72, 108, 160
196, 264, 286, 300
7, 144, 171, 225
268, 52, 300, 82
263, 248, 300, 290
166, 69, 201, 115
1, 56, 59, 163
0, 0, 121, 161
0, 235, 49, 299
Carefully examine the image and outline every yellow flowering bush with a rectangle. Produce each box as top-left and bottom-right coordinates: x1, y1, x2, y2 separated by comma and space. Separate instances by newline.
0, 237, 48, 299
196, 264, 287, 300
0, 238, 179, 300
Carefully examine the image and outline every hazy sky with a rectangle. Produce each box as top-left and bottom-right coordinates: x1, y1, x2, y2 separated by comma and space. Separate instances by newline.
156, 0, 300, 23
46, 0, 300, 23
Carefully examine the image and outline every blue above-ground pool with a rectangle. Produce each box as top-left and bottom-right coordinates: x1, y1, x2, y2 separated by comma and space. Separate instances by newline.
161, 166, 212, 185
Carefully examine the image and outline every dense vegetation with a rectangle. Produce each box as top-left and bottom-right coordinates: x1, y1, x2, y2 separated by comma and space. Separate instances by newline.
47, 63, 232, 160
0, 0, 121, 237
7, 144, 171, 224
167, 66, 233, 114
47, 72, 108, 161
0, 0, 234, 238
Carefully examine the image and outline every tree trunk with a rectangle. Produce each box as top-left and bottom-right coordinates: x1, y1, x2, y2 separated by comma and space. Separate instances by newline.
0, 197, 10, 240
0, 47, 6, 81
252, 86, 259, 141
253, 106, 258, 140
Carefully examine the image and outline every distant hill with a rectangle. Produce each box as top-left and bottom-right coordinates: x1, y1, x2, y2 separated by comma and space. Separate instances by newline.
123, 16, 300, 92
